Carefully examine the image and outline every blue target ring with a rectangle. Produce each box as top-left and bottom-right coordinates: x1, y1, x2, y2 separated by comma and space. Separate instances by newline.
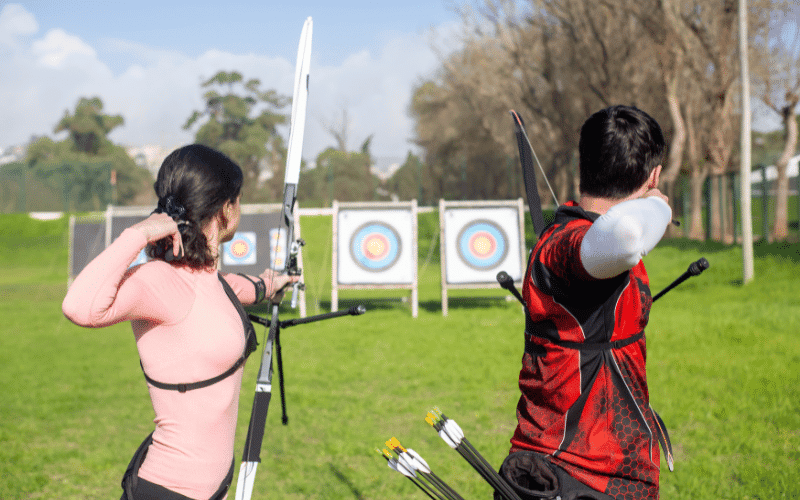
349, 222, 401, 272
456, 219, 508, 270
223, 232, 257, 265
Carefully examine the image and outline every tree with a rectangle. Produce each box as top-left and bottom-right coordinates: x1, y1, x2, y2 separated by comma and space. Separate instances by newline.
183, 71, 290, 202
752, 8, 799, 240
54, 97, 125, 155
298, 116, 384, 205
25, 97, 151, 210
386, 152, 428, 203
410, 0, 786, 244
410, 0, 669, 205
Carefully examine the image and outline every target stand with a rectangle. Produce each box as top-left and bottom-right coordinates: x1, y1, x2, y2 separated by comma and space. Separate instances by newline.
438, 199, 527, 316
331, 200, 419, 317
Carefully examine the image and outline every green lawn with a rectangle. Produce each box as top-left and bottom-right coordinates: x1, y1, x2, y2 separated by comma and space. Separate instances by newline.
1, 213, 798, 499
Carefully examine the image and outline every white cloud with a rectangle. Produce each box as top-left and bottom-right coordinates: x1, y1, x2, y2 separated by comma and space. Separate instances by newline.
0, 3, 37, 47
31, 28, 97, 68
0, 4, 461, 163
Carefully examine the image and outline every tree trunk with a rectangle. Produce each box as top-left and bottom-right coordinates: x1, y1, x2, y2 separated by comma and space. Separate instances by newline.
709, 174, 722, 240
772, 104, 798, 240
690, 168, 706, 240
662, 71, 687, 237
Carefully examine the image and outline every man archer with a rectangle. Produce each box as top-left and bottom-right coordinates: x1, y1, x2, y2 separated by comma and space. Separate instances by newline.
499, 105, 672, 500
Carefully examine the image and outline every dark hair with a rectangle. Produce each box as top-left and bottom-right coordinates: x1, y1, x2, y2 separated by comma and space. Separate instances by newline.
147, 144, 243, 268
578, 105, 666, 199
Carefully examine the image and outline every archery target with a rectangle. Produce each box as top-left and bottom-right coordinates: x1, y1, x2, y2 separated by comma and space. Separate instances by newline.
456, 220, 508, 270
337, 209, 413, 284
443, 207, 522, 284
268, 228, 288, 271
350, 222, 401, 272
223, 231, 257, 266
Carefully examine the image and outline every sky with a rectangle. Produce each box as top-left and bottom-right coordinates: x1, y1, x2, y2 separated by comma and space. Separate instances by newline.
0, 1, 466, 163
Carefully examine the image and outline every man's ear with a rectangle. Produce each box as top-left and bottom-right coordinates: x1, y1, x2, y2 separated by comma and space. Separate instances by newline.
649, 165, 662, 189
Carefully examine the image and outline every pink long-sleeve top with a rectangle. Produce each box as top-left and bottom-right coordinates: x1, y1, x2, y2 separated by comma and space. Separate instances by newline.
62, 227, 261, 499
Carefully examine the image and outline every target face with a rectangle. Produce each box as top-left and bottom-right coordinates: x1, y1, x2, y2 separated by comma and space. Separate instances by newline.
349, 222, 401, 272
337, 209, 414, 284
268, 228, 288, 271
457, 220, 508, 270
223, 232, 257, 265
443, 207, 523, 284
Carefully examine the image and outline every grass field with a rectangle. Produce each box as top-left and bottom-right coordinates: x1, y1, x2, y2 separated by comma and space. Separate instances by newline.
1, 212, 798, 499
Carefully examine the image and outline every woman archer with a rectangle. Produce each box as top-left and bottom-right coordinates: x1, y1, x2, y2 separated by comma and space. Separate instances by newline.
63, 144, 298, 500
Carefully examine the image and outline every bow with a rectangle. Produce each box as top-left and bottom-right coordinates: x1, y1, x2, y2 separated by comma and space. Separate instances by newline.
235, 17, 313, 500
509, 110, 559, 237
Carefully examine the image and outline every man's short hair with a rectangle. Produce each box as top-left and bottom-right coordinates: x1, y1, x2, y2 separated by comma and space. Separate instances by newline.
578, 105, 666, 199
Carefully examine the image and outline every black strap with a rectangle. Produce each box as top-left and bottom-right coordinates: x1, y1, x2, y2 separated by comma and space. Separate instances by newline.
526, 315, 644, 351
141, 357, 246, 393
525, 330, 644, 352
237, 273, 267, 304
140, 274, 257, 393
218, 274, 258, 358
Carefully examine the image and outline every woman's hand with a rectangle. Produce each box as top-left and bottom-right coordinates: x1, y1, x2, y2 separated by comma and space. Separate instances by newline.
132, 213, 183, 258
258, 269, 301, 304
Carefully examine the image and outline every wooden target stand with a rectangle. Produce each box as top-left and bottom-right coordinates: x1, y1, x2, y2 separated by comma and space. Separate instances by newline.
439, 198, 527, 316
331, 200, 419, 317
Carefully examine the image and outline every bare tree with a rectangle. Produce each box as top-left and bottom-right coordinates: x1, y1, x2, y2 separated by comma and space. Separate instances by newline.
752, 8, 799, 240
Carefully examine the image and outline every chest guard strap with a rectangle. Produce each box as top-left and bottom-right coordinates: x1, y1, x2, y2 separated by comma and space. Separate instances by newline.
141, 274, 258, 393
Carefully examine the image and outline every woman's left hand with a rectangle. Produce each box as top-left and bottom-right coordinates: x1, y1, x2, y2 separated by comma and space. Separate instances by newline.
258, 269, 301, 303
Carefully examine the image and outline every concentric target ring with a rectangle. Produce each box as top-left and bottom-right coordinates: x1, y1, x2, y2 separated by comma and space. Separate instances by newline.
349, 221, 401, 272
223, 232, 256, 265
456, 219, 508, 270
230, 239, 250, 259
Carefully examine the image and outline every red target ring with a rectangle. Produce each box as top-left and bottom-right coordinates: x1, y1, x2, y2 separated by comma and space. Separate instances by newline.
362, 233, 390, 261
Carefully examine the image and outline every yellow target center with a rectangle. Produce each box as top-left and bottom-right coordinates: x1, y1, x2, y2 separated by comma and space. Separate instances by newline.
232, 241, 249, 257
366, 239, 385, 257
473, 236, 492, 256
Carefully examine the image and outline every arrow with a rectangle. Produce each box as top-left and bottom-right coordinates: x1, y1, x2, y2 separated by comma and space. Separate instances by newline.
378, 448, 440, 500
426, 408, 522, 500
382, 438, 466, 500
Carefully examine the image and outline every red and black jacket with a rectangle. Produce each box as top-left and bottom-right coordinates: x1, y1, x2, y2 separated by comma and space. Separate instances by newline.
510, 202, 661, 499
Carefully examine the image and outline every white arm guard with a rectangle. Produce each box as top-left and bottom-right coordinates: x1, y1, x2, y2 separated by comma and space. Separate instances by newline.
579, 197, 672, 279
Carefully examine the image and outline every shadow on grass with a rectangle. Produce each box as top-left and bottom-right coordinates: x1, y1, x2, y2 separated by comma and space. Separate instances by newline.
421, 296, 511, 314
328, 463, 365, 500
308, 296, 512, 315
